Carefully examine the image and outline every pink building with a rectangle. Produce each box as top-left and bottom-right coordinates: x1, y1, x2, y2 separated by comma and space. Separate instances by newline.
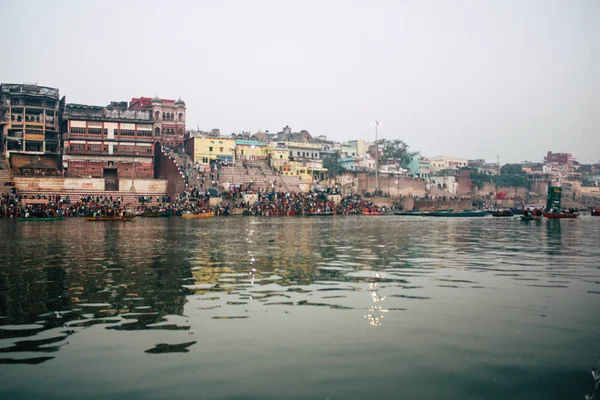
129, 96, 186, 150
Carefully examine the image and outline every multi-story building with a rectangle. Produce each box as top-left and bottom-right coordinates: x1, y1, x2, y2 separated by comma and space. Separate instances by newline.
428, 156, 468, 172
544, 151, 577, 175
129, 96, 186, 150
62, 102, 155, 188
0, 83, 62, 174
185, 136, 236, 164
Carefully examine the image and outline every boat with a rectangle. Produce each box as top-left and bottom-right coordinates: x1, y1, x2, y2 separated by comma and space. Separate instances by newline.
491, 209, 514, 217
543, 211, 579, 219
362, 211, 381, 215
139, 211, 172, 217
520, 213, 543, 221
428, 210, 488, 217
591, 209, 600, 216
19, 216, 65, 222
541, 186, 579, 219
304, 211, 334, 216
85, 215, 136, 221
394, 210, 423, 216
181, 212, 215, 219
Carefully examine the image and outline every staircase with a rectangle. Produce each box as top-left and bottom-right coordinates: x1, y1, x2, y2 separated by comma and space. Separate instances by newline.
0, 156, 14, 195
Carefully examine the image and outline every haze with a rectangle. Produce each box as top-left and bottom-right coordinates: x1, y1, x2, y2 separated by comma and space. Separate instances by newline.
1, 0, 598, 164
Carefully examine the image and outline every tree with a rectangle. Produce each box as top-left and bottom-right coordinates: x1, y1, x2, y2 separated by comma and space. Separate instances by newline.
323, 153, 342, 177
500, 163, 525, 175
375, 139, 415, 162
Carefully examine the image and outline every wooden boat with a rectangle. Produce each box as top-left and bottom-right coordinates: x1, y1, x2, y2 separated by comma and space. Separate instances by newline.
394, 210, 423, 216
591, 209, 600, 216
19, 216, 65, 222
520, 214, 543, 221
492, 209, 514, 217
85, 215, 136, 221
362, 211, 381, 215
304, 211, 334, 216
429, 210, 487, 217
182, 212, 215, 219
140, 211, 171, 217
543, 211, 579, 219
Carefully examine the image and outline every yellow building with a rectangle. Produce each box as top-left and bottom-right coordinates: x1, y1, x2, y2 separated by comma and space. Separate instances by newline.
185, 137, 235, 164
268, 145, 289, 170
235, 139, 268, 161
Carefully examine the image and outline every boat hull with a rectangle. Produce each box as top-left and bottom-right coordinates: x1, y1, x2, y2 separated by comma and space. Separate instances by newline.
429, 211, 487, 217
182, 213, 215, 219
19, 216, 65, 222
85, 216, 136, 221
543, 212, 579, 219
592, 209, 600, 216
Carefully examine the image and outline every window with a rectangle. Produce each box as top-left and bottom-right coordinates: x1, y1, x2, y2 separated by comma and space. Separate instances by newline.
155, 111, 160, 120
88, 143, 107, 152
138, 130, 152, 137
70, 143, 85, 151
120, 129, 135, 136
178, 113, 183, 121
155, 127, 160, 136
209, 147, 213, 152
88, 128, 102, 135
220, 147, 223, 152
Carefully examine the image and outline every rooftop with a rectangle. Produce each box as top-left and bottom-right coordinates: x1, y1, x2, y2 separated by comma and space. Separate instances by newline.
0, 83, 60, 99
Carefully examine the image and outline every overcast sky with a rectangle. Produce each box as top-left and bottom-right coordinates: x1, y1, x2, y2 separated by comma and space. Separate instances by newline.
1, 0, 598, 164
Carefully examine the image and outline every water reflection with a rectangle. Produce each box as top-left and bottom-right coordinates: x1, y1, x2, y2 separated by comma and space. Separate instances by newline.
365, 272, 388, 327
0, 216, 599, 400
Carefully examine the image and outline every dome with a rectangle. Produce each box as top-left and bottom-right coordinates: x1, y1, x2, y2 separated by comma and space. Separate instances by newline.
151, 95, 162, 104
175, 97, 186, 106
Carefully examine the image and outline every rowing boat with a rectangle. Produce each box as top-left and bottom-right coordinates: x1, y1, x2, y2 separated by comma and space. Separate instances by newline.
181, 213, 215, 219
19, 216, 65, 222
85, 215, 136, 221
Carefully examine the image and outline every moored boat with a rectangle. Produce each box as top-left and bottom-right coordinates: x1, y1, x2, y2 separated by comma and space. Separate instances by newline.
85, 215, 136, 221
429, 210, 487, 217
591, 209, 600, 216
543, 211, 579, 219
304, 211, 334, 216
491, 209, 514, 217
394, 210, 423, 216
140, 211, 172, 217
182, 212, 215, 219
19, 216, 65, 222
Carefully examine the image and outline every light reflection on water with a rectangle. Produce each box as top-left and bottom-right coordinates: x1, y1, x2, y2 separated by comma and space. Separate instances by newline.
0, 216, 599, 399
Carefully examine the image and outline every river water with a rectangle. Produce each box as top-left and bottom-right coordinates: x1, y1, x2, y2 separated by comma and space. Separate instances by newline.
0, 215, 599, 399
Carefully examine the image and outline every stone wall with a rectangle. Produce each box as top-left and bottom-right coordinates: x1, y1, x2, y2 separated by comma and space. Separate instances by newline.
13, 176, 167, 194
351, 172, 426, 196
156, 152, 186, 195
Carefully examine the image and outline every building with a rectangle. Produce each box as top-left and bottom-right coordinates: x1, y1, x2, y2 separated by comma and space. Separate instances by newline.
129, 96, 186, 150
404, 154, 431, 179
185, 136, 236, 164
347, 140, 370, 157
62, 102, 155, 188
428, 156, 468, 172
0, 83, 62, 174
235, 139, 268, 161
544, 151, 577, 175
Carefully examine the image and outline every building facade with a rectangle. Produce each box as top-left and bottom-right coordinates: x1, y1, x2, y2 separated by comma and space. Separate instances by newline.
62, 102, 155, 187
129, 96, 186, 150
0, 83, 62, 174
185, 136, 236, 164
